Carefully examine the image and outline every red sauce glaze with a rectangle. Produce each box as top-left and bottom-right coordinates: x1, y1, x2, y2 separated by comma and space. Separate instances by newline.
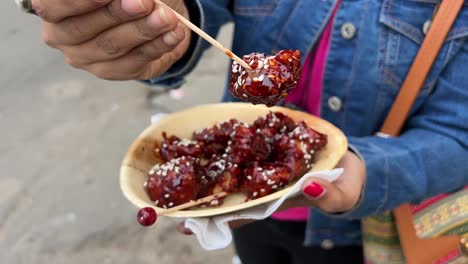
225, 123, 270, 164
193, 119, 239, 156
229, 50, 302, 107
159, 132, 203, 162
145, 156, 199, 209
145, 112, 327, 208
241, 162, 292, 199
197, 155, 242, 206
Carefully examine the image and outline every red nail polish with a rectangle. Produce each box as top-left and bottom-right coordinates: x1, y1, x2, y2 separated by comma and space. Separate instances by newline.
183, 228, 193, 235
303, 182, 326, 199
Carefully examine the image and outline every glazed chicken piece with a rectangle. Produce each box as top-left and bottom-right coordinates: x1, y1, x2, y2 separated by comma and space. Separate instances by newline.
229, 50, 302, 106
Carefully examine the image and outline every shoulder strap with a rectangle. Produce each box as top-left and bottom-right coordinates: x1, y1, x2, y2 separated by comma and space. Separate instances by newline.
378, 0, 465, 263
379, 0, 464, 136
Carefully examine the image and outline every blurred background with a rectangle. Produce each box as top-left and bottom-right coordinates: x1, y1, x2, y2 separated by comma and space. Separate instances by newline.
0, 1, 236, 263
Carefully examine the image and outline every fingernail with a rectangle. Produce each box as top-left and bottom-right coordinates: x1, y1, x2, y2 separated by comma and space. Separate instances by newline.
178, 224, 193, 235
303, 182, 326, 199
122, 0, 147, 15
183, 228, 193, 235
162, 30, 182, 46
148, 7, 169, 29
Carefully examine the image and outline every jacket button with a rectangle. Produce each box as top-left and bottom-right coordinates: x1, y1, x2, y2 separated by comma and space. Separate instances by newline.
321, 239, 335, 250
460, 237, 468, 257
341, 22, 356, 39
328, 96, 342, 112
423, 20, 431, 35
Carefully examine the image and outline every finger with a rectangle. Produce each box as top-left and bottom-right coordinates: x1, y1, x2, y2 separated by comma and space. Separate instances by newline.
43, 0, 155, 46
78, 24, 186, 80
32, 0, 114, 23
301, 178, 351, 213
177, 222, 193, 235
63, 4, 179, 65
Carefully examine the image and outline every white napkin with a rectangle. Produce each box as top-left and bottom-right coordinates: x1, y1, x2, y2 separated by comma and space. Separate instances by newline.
151, 113, 343, 250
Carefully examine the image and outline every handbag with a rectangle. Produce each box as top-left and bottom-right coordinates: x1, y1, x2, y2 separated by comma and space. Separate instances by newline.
361, 0, 468, 263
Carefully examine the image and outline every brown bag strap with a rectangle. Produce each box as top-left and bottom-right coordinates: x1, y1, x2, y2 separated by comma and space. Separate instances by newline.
377, 0, 465, 263
380, 0, 464, 136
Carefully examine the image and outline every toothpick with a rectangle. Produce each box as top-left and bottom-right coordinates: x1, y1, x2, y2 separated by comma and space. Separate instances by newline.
156, 1, 252, 70
158, 192, 228, 215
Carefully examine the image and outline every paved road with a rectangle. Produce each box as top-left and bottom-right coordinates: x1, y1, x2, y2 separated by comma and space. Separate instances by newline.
0, 2, 235, 263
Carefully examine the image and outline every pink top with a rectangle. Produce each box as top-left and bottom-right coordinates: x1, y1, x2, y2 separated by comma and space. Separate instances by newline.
270, 3, 339, 221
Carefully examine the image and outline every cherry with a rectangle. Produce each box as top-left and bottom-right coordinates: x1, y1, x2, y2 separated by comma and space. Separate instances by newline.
137, 207, 157, 226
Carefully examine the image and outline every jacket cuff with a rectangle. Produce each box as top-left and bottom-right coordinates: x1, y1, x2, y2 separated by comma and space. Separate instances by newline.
143, 0, 205, 89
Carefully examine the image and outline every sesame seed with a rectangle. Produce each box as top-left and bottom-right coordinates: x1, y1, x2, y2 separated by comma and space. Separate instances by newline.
155, 200, 159, 206
210, 199, 219, 206
260, 188, 265, 192
253, 192, 258, 197
164, 194, 170, 198
168, 202, 174, 207
258, 61, 264, 69
186, 162, 190, 166
272, 185, 278, 189
247, 175, 253, 180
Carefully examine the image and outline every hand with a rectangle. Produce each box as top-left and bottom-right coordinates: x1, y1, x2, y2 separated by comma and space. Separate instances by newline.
34, 0, 191, 80
177, 151, 367, 235
282, 150, 367, 213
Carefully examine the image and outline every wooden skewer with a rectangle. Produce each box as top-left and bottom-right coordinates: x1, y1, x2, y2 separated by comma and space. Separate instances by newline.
158, 192, 229, 216
155, 1, 252, 70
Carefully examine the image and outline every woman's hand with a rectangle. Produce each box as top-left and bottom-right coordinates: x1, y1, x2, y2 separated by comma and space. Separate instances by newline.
283, 150, 366, 213
34, 0, 191, 80
177, 150, 367, 234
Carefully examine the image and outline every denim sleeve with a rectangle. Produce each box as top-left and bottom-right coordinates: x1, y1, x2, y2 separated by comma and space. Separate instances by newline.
332, 43, 468, 219
142, 0, 233, 89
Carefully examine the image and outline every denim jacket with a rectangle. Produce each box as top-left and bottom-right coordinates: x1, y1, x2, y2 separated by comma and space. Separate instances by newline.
147, 0, 468, 247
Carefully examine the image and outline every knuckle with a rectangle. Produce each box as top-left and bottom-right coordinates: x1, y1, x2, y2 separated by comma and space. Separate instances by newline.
42, 31, 55, 47
64, 56, 83, 69
135, 21, 156, 41
36, 7, 61, 23
134, 47, 153, 63
89, 0, 109, 8
95, 35, 121, 56
93, 68, 116, 80
103, 2, 123, 24
61, 20, 86, 45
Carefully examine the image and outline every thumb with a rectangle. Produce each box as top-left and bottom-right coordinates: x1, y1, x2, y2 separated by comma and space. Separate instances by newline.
301, 177, 348, 213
